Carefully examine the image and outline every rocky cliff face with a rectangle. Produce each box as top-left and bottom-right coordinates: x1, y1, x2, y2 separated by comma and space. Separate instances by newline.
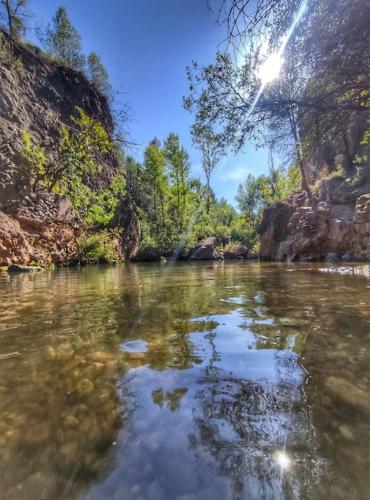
260, 179, 370, 261
0, 31, 120, 266
259, 111, 370, 262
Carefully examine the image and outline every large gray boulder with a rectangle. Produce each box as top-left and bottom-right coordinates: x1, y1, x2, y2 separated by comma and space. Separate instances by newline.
189, 237, 225, 261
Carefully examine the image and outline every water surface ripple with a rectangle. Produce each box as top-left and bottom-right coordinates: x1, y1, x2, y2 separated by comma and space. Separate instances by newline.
0, 262, 369, 499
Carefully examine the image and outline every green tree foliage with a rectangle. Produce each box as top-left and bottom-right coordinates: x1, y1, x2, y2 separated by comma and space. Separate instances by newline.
236, 165, 301, 248
86, 51, 112, 97
192, 125, 221, 213
0, 0, 28, 38
44, 6, 85, 70
186, 0, 370, 191
164, 133, 190, 234
22, 107, 125, 226
140, 139, 170, 251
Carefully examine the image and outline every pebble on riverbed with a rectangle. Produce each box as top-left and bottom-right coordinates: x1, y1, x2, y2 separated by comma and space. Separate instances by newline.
0, 343, 126, 499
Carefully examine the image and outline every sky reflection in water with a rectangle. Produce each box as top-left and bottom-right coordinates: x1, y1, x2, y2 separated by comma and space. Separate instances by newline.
0, 262, 369, 499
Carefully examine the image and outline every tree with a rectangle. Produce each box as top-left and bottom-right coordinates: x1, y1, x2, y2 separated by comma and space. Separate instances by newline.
141, 139, 170, 250
235, 164, 301, 247
186, 0, 370, 193
87, 52, 112, 97
164, 133, 190, 233
192, 125, 221, 214
22, 107, 125, 226
115, 157, 141, 260
0, 0, 28, 38
44, 6, 85, 70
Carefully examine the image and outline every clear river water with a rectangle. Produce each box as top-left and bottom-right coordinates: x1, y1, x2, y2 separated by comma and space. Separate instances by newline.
0, 261, 370, 500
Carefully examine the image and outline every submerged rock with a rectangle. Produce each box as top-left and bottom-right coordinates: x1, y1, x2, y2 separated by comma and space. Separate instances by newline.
8, 264, 43, 273
76, 378, 95, 396
325, 376, 370, 414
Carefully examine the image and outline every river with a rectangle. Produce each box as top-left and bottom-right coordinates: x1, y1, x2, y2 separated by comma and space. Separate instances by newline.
0, 262, 369, 499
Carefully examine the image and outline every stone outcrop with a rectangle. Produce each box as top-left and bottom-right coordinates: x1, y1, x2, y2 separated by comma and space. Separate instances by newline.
259, 181, 370, 261
188, 237, 253, 261
0, 31, 121, 266
224, 244, 250, 260
189, 237, 225, 261
0, 197, 80, 267
0, 31, 119, 206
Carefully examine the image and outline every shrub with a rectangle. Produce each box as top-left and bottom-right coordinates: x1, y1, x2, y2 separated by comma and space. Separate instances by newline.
79, 231, 119, 263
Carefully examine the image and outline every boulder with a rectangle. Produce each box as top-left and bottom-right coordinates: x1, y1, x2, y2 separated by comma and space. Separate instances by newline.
259, 183, 370, 261
189, 237, 225, 261
325, 376, 370, 414
136, 247, 161, 262
8, 264, 43, 273
224, 244, 249, 260
0, 210, 79, 267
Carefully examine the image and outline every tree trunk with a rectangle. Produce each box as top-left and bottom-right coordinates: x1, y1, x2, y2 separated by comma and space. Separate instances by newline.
206, 178, 210, 214
289, 111, 311, 199
4, 0, 14, 38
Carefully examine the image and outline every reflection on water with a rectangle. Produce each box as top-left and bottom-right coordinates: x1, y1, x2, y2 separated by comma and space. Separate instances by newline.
0, 262, 369, 499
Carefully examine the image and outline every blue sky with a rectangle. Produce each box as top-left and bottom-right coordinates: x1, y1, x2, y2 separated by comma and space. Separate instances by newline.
28, 0, 269, 205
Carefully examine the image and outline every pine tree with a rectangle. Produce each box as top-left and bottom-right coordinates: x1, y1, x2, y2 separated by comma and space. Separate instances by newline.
164, 133, 190, 234
87, 52, 112, 97
0, 0, 28, 38
45, 6, 85, 70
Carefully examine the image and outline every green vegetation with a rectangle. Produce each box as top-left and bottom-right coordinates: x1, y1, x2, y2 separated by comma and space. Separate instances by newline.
0, 0, 28, 39
186, 0, 370, 195
79, 230, 119, 263
43, 6, 85, 70
86, 51, 112, 97
22, 107, 125, 227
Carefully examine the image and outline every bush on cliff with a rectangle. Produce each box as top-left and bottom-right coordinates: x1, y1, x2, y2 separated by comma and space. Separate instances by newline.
79, 230, 119, 263
22, 107, 125, 227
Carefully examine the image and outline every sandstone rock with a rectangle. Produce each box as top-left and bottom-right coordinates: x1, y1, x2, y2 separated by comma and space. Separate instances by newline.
0, 32, 121, 266
0, 209, 79, 267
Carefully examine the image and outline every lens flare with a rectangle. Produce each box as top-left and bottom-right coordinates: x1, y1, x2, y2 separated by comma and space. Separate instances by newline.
274, 450, 291, 470
258, 53, 284, 84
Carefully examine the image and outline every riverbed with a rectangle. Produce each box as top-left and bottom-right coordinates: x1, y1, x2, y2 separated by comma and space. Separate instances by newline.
0, 262, 369, 499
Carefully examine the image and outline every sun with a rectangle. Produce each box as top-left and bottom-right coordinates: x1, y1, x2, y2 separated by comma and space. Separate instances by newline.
258, 52, 284, 85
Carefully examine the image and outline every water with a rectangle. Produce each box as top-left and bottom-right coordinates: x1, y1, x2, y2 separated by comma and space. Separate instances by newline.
0, 262, 369, 500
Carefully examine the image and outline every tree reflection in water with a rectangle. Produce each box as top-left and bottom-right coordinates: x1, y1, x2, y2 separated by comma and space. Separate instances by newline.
188, 322, 320, 499
1, 262, 369, 499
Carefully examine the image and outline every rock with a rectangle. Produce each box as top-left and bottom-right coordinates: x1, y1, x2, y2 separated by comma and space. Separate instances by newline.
259, 183, 370, 261
325, 376, 370, 414
325, 252, 340, 263
0, 32, 120, 266
189, 237, 226, 261
224, 244, 249, 259
136, 247, 161, 262
8, 264, 43, 273
76, 378, 95, 396
339, 424, 355, 441
60, 442, 79, 468
126, 352, 146, 360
